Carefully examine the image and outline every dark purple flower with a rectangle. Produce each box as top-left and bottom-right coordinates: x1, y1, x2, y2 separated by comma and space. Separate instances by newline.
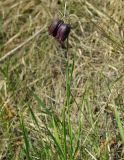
56, 23, 71, 42
48, 19, 71, 42
48, 19, 64, 37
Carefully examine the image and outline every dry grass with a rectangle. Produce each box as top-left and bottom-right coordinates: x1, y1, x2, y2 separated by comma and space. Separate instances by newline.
0, 0, 124, 159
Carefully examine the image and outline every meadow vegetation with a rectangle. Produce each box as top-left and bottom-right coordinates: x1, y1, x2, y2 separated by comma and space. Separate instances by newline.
0, 0, 124, 159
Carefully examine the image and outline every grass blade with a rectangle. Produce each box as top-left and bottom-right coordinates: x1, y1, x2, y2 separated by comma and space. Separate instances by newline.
113, 102, 124, 147
20, 117, 32, 160
28, 104, 39, 128
33, 93, 51, 116
46, 126, 66, 160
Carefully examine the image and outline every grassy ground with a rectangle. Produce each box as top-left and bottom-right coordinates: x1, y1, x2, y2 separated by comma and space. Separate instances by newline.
0, 0, 124, 159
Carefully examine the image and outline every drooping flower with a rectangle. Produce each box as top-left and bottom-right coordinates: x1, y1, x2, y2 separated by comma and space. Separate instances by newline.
48, 19, 71, 42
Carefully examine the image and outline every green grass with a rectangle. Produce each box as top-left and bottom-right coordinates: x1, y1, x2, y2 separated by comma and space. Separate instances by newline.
0, 0, 124, 159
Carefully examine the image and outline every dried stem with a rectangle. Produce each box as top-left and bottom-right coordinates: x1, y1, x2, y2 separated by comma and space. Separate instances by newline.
0, 25, 46, 64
